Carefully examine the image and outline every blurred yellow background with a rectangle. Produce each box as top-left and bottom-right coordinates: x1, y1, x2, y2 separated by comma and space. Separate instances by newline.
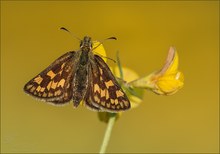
1, 1, 219, 153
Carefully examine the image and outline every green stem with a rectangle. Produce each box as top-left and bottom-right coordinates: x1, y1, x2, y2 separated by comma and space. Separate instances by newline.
99, 113, 116, 154
116, 51, 124, 80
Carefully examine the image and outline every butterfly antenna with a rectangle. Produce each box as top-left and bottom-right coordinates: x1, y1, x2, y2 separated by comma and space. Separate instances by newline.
95, 53, 116, 63
105, 37, 117, 41
93, 46, 116, 63
60, 27, 81, 41
92, 36, 117, 51
93, 36, 117, 63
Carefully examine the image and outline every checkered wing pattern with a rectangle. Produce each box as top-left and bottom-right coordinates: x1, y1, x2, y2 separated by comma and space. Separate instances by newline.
85, 55, 130, 112
24, 51, 76, 104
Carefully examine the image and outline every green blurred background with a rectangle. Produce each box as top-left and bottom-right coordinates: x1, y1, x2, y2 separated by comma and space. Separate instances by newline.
1, 1, 219, 153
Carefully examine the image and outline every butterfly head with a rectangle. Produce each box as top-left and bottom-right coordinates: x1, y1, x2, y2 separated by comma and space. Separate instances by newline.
80, 36, 92, 50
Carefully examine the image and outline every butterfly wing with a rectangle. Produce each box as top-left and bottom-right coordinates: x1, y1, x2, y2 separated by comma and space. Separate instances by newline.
24, 51, 76, 104
85, 55, 130, 112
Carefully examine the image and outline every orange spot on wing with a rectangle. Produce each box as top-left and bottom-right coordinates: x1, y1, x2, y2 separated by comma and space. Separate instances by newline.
58, 79, 65, 88
34, 76, 43, 84
105, 80, 114, 88
47, 71, 56, 79
116, 90, 124, 97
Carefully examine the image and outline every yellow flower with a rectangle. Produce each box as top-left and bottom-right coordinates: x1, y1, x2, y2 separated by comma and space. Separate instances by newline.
129, 47, 184, 95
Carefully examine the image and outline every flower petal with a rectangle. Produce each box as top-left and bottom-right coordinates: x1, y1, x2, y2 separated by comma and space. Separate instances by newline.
155, 71, 184, 95
92, 41, 107, 62
129, 47, 184, 95
113, 67, 139, 82
159, 47, 179, 76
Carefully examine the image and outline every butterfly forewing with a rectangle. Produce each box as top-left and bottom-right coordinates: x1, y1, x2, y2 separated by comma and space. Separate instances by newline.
85, 55, 130, 112
24, 51, 76, 104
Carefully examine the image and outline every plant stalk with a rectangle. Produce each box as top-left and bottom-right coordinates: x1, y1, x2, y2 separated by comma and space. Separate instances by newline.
99, 113, 116, 153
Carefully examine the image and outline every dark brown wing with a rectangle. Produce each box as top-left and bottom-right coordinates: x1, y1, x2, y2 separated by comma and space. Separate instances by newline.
84, 55, 130, 112
24, 51, 76, 104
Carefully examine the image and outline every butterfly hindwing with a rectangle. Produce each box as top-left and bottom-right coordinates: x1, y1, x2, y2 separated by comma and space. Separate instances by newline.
24, 51, 76, 104
85, 55, 130, 112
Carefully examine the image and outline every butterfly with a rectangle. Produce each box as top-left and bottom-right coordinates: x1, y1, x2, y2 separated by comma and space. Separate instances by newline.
23, 35, 130, 112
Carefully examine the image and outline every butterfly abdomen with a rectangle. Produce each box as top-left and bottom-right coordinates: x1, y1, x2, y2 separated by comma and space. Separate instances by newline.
72, 50, 90, 107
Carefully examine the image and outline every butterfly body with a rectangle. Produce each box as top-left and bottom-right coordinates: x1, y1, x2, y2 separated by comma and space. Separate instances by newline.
72, 37, 91, 107
24, 36, 130, 112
